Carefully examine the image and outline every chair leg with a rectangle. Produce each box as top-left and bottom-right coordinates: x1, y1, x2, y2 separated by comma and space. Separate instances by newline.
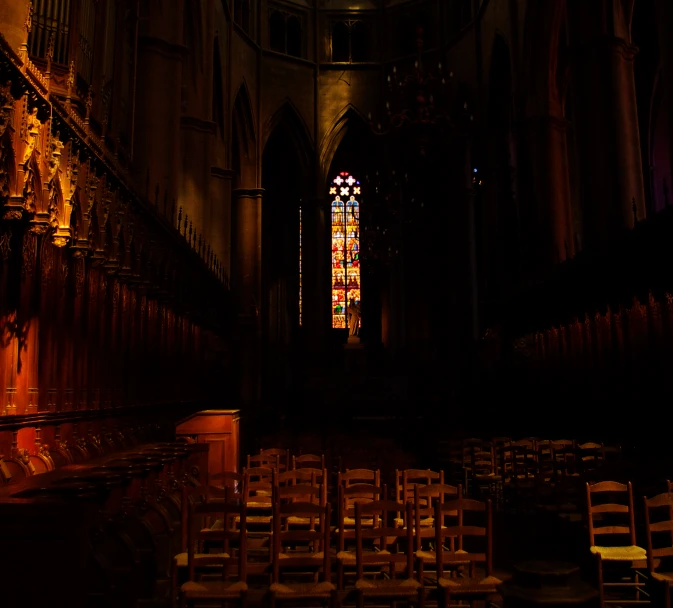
330, 588, 339, 608
269, 591, 276, 608
417, 585, 425, 608
355, 589, 364, 608
596, 557, 605, 608
241, 590, 248, 608
171, 562, 178, 608
337, 562, 344, 590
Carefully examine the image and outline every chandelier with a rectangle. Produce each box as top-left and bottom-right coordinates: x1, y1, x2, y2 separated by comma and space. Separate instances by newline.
360, 27, 476, 267
368, 27, 474, 155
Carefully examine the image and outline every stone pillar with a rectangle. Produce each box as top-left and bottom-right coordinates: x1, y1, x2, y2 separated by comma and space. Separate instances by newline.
232, 188, 263, 409
566, 1, 645, 248
521, 115, 574, 266
0, 0, 30, 56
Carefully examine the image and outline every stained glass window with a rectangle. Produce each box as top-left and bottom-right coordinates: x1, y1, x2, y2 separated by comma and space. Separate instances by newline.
331, 172, 361, 329
299, 205, 303, 325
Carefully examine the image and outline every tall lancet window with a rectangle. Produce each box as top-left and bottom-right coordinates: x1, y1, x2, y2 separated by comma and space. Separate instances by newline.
330, 172, 361, 328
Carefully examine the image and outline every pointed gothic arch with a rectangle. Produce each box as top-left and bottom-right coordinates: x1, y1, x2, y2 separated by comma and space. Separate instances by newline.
263, 99, 313, 174
319, 104, 370, 187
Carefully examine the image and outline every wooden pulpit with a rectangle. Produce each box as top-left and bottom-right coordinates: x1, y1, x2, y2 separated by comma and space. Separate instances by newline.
175, 409, 240, 479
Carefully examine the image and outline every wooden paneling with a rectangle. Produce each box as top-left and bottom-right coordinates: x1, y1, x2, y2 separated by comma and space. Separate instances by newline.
176, 410, 241, 478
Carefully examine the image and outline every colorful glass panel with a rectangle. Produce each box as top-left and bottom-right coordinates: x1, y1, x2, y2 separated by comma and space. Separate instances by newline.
331, 172, 361, 329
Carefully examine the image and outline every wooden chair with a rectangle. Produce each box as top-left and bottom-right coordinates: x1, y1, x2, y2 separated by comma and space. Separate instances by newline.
644, 491, 673, 608
586, 481, 648, 607
179, 500, 248, 608
270, 501, 336, 608
413, 483, 464, 579
336, 483, 386, 589
431, 497, 500, 608
353, 500, 423, 608
172, 482, 232, 607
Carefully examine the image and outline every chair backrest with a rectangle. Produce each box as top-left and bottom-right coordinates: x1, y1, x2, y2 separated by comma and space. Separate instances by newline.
462, 438, 484, 467
186, 500, 247, 583
272, 501, 331, 581
339, 468, 380, 488
277, 483, 325, 507
247, 453, 276, 469
551, 440, 578, 476
355, 500, 414, 579
586, 480, 636, 547
644, 491, 673, 574
293, 453, 326, 470
397, 468, 444, 504
578, 443, 605, 474
278, 468, 317, 487
260, 448, 290, 472
435, 497, 493, 579
243, 467, 276, 505
470, 447, 497, 476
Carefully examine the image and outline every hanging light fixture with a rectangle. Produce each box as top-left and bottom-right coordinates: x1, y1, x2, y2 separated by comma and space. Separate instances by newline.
370, 27, 473, 155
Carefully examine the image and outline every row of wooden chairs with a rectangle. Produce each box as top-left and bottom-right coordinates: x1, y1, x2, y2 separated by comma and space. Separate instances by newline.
178, 482, 498, 608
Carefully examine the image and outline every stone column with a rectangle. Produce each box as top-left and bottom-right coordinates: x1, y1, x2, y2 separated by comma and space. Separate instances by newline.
521, 115, 574, 266
566, 1, 645, 248
232, 188, 263, 409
